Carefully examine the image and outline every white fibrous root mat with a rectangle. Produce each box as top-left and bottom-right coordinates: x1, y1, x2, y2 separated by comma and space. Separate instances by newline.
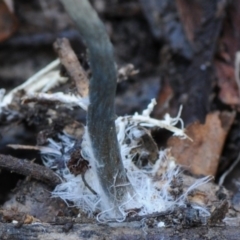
40, 98, 211, 222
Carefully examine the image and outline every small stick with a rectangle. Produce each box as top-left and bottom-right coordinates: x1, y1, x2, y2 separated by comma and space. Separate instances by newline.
81, 173, 97, 195
53, 38, 89, 97
0, 154, 61, 187
8, 144, 61, 155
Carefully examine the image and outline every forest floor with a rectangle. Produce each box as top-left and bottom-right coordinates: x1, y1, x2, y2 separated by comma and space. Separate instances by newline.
1, 0, 240, 239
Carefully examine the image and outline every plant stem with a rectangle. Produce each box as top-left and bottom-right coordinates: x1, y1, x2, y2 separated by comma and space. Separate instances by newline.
60, 0, 133, 218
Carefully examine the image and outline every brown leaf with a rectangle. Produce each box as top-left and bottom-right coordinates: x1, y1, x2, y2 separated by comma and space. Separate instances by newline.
0, 1, 18, 42
24, 214, 38, 224
218, 1, 240, 61
214, 1, 240, 106
215, 61, 240, 105
176, 0, 202, 44
154, 78, 173, 119
167, 111, 235, 176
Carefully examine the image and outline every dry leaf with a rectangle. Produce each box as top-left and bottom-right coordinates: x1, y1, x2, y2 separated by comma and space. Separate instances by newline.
214, 1, 240, 106
215, 60, 240, 105
167, 111, 235, 176
0, 1, 18, 42
154, 78, 173, 118
176, 0, 202, 44
24, 214, 39, 224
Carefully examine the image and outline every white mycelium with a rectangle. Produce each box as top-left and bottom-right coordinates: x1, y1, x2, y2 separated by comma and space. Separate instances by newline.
40, 99, 211, 222
0, 60, 210, 222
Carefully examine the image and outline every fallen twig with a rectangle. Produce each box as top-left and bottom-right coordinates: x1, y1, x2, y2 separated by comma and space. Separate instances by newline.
53, 38, 89, 97
0, 154, 61, 187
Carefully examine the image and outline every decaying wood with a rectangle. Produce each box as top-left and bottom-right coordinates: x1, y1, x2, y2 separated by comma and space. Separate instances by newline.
0, 154, 61, 187
1, 222, 240, 240
152, 0, 227, 125
1, 180, 70, 223
53, 37, 89, 97
180, 0, 226, 124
